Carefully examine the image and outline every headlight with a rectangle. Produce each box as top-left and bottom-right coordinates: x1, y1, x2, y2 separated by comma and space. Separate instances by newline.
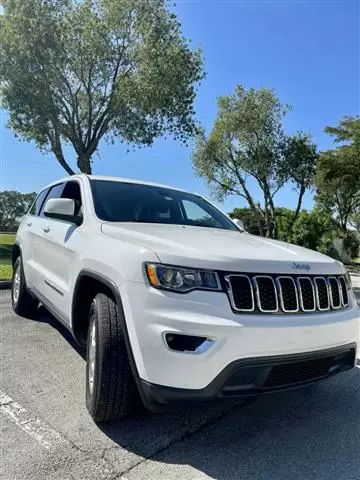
344, 272, 352, 290
145, 263, 221, 293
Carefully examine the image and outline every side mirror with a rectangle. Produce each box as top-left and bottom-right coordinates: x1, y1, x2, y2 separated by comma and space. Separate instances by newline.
233, 218, 245, 230
44, 198, 82, 226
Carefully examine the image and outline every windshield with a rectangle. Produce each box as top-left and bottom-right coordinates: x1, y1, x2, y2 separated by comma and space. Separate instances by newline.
90, 180, 238, 231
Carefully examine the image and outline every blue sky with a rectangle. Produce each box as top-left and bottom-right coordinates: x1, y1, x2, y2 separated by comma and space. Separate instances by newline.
1, 0, 359, 213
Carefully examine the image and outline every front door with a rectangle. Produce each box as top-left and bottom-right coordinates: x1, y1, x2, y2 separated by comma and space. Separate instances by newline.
31, 180, 84, 322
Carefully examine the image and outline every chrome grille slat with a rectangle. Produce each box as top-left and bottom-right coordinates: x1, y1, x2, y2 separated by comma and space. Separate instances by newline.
277, 276, 299, 313
227, 273, 349, 314
297, 277, 316, 312
225, 275, 254, 312
339, 277, 349, 307
314, 277, 330, 311
253, 276, 278, 313
327, 277, 342, 309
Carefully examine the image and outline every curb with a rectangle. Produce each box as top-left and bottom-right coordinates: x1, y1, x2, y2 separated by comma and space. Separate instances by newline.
0, 281, 12, 290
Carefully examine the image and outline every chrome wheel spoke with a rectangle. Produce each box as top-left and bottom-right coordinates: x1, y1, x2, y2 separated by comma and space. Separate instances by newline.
88, 319, 96, 395
12, 265, 21, 303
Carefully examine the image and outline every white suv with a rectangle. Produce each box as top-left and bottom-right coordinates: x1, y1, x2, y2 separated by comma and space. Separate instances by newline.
12, 174, 359, 422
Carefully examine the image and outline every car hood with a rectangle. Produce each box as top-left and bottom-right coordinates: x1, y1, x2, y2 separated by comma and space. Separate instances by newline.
101, 223, 344, 275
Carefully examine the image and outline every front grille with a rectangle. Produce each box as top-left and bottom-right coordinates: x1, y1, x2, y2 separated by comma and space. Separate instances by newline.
226, 273, 349, 314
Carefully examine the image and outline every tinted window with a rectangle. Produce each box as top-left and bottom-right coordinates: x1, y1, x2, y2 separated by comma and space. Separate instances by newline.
62, 181, 82, 215
182, 199, 223, 229
29, 189, 49, 216
39, 183, 65, 217
90, 180, 237, 231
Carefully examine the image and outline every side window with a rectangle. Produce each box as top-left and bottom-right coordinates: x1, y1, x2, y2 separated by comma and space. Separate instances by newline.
39, 183, 65, 218
29, 189, 49, 216
182, 199, 222, 228
61, 181, 83, 215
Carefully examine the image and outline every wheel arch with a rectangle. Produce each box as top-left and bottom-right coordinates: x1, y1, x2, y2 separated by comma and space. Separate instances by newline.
12, 243, 21, 266
71, 270, 139, 378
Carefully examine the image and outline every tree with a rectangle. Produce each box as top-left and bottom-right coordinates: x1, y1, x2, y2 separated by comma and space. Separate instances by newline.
229, 206, 338, 252
229, 207, 265, 236
0, 0, 204, 174
316, 116, 360, 232
279, 134, 318, 241
350, 211, 360, 233
0, 191, 36, 231
192, 86, 318, 239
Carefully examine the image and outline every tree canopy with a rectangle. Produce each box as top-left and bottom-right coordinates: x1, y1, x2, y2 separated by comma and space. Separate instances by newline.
0, 191, 36, 231
192, 85, 318, 239
0, 0, 204, 174
230, 206, 339, 252
316, 116, 360, 232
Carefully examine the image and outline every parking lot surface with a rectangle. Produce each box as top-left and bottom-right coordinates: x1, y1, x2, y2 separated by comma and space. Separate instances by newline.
1, 284, 360, 480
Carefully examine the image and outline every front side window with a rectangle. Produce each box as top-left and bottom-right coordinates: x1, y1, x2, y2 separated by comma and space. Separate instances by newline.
29, 188, 49, 216
61, 181, 83, 215
90, 180, 238, 231
39, 183, 65, 217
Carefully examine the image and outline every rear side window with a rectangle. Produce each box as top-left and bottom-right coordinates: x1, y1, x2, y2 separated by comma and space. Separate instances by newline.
29, 189, 49, 216
39, 183, 65, 217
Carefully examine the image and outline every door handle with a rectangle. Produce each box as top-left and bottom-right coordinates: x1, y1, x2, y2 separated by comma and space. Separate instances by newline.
43, 226, 50, 233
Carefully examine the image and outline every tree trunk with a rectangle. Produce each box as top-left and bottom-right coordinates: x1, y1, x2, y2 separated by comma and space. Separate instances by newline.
77, 154, 92, 174
55, 154, 75, 176
283, 184, 305, 242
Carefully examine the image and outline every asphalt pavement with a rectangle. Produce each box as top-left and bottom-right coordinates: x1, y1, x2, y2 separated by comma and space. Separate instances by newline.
1, 283, 360, 480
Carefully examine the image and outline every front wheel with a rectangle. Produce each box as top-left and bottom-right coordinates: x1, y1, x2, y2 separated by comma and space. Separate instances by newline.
11, 257, 38, 318
85, 293, 140, 422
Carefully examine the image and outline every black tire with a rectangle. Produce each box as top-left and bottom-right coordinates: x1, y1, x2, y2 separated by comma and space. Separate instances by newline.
11, 257, 38, 318
85, 292, 140, 422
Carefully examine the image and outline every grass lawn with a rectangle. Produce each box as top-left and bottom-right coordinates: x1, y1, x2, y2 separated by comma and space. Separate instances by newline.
0, 233, 16, 281
353, 258, 360, 264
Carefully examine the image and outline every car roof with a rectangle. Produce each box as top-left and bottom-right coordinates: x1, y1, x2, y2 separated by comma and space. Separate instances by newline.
42, 174, 192, 195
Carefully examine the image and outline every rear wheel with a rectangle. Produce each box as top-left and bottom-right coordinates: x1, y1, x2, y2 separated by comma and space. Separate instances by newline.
11, 257, 38, 318
85, 292, 141, 422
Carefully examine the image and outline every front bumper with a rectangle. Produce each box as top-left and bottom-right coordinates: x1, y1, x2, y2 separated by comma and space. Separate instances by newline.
121, 281, 359, 391
138, 344, 356, 411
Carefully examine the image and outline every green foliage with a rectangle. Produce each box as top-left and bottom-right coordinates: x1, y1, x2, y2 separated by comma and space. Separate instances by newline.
316, 116, 360, 232
350, 210, 360, 233
0, 233, 15, 280
229, 208, 265, 236
0, 0, 204, 174
324, 116, 360, 153
192, 85, 318, 239
229, 206, 339, 253
0, 264, 12, 281
0, 191, 35, 231
342, 231, 360, 259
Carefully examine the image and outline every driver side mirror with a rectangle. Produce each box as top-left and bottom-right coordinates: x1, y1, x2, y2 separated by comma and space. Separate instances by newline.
44, 198, 82, 226
233, 218, 245, 230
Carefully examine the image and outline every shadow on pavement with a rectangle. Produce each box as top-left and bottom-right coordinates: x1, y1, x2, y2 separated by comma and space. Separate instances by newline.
97, 371, 360, 480
32, 305, 86, 360
27, 302, 360, 480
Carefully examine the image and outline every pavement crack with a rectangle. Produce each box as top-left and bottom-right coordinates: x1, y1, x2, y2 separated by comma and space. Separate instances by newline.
112, 399, 255, 478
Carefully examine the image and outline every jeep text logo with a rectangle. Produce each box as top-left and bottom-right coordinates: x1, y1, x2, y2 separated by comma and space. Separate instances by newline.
292, 262, 311, 271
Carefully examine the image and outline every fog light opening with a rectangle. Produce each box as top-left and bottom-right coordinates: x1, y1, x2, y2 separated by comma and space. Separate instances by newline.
164, 333, 214, 353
